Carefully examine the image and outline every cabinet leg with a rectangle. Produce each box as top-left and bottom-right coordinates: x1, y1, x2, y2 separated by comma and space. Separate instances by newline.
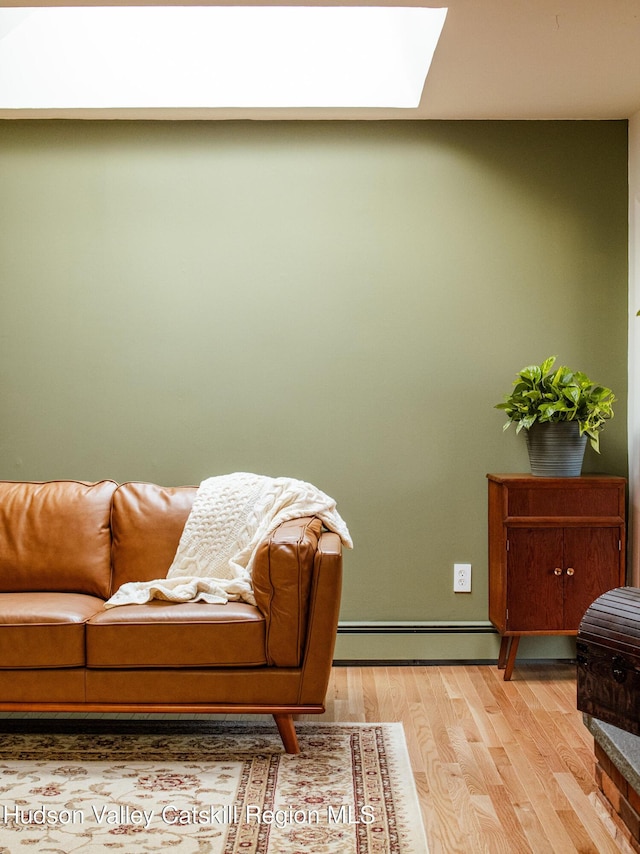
503, 636, 520, 681
497, 635, 520, 680
498, 635, 510, 669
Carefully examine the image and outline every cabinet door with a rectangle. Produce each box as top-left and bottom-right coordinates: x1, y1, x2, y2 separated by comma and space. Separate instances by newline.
562, 527, 621, 630
506, 528, 564, 632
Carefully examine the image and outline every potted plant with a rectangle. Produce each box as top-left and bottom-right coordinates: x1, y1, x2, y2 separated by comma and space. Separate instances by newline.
495, 355, 615, 476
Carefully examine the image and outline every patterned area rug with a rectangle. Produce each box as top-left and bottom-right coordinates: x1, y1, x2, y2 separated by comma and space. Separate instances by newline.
0, 721, 428, 853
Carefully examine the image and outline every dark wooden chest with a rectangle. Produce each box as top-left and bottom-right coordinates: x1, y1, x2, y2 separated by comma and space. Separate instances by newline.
577, 586, 640, 736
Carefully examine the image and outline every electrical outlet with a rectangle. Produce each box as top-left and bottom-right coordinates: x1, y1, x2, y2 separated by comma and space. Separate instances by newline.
454, 563, 472, 593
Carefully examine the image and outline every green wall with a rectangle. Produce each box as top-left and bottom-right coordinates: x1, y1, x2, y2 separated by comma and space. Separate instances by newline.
0, 120, 629, 656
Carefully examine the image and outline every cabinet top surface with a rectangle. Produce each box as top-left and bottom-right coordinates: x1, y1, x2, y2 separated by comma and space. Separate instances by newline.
487, 473, 626, 486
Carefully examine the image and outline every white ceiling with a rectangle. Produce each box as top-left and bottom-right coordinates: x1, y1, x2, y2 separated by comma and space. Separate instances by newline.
419, 0, 640, 120
2, 0, 640, 120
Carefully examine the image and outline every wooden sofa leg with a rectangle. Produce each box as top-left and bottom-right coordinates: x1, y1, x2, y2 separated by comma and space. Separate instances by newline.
273, 714, 300, 754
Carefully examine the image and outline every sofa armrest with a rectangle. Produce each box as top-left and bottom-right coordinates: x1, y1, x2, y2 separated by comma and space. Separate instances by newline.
252, 517, 324, 667
297, 530, 343, 704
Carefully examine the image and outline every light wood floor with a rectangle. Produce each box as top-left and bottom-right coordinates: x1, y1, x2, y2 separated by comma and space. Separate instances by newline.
300, 663, 631, 854
0, 663, 628, 852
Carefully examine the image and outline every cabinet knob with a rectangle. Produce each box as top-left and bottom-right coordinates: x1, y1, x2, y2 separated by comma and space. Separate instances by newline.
553, 567, 562, 576
566, 567, 575, 576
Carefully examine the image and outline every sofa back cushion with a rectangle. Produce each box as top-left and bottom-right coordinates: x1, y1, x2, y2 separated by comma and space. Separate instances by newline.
0, 480, 117, 598
110, 482, 196, 595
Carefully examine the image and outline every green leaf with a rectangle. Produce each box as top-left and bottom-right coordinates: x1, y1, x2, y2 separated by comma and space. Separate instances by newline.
520, 366, 542, 383
562, 387, 580, 404
540, 355, 557, 375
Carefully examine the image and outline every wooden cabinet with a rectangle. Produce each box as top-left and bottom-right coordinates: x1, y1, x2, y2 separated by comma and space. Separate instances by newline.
487, 474, 626, 680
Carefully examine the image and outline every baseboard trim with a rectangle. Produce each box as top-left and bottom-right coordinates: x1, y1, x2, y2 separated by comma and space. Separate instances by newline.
338, 621, 496, 635
334, 622, 577, 661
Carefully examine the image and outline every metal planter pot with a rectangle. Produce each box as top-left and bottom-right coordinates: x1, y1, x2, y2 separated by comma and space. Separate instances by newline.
525, 420, 587, 477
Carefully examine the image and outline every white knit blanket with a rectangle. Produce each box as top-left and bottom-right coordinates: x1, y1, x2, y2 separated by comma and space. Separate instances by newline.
104, 473, 352, 609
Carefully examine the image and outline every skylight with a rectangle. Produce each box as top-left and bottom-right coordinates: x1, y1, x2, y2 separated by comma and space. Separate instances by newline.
0, 6, 447, 111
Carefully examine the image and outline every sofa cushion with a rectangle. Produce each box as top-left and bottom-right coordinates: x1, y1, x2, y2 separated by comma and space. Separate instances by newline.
0, 592, 106, 668
86, 601, 267, 667
0, 480, 117, 598
110, 482, 196, 595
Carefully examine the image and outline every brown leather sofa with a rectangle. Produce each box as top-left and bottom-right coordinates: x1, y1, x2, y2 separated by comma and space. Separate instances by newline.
0, 479, 344, 753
